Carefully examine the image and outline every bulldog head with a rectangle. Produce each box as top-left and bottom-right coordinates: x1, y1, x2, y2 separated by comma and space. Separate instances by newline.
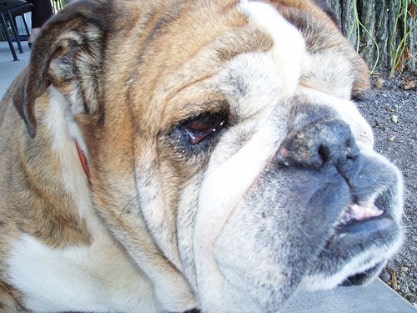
15, 0, 403, 311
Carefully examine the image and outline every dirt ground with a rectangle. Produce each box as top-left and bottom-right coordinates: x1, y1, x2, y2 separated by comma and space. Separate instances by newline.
356, 70, 417, 308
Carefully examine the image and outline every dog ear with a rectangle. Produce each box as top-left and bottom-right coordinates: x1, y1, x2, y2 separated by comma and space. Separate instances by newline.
13, 0, 109, 138
312, 0, 340, 29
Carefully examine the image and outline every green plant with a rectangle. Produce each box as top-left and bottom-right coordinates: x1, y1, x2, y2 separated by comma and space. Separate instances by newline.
351, 0, 380, 74
50, 0, 67, 14
325, 0, 417, 76
389, 0, 417, 77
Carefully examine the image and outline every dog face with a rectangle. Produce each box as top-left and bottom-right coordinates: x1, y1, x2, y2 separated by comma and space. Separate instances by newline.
3, 0, 403, 312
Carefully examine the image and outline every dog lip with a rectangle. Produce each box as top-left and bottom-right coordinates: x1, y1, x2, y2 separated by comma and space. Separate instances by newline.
335, 215, 394, 235
341, 263, 384, 286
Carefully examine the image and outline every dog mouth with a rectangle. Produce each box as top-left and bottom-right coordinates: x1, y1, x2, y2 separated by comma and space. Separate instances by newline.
336, 201, 383, 227
334, 194, 390, 235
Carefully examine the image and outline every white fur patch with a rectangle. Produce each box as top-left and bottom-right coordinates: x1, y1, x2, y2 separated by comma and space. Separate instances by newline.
45, 87, 91, 217
239, 0, 306, 99
194, 120, 279, 307
8, 234, 159, 312
303, 49, 355, 99
192, 2, 306, 311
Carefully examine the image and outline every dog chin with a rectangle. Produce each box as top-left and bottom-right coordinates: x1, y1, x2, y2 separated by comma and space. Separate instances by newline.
193, 144, 404, 312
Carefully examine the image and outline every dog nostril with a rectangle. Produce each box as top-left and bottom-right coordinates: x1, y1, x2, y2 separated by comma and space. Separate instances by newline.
318, 144, 331, 164
276, 120, 359, 169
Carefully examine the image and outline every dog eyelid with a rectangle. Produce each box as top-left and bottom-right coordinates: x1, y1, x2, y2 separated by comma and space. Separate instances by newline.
185, 120, 226, 144
182, 113, 227, 145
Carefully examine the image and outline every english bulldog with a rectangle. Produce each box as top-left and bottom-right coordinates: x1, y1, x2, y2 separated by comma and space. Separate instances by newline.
0, 0, 404, 312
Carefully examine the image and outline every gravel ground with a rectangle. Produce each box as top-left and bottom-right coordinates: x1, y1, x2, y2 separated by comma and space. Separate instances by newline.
356, 70, 417, 308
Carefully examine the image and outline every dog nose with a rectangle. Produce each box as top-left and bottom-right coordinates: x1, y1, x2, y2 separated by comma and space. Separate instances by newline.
276, 119, 359, 169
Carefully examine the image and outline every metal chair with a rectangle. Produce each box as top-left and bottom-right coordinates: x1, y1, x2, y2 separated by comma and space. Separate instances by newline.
0, 0, 31, 61
9, 1, 31, 40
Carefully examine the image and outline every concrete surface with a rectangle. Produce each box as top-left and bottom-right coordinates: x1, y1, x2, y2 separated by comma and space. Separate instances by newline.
0, 41, 416, 313
0, 40, 30, 97
284, 279, 417, 313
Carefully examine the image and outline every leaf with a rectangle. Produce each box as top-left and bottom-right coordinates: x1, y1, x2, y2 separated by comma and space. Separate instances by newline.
395, 47, 414, 71
388, 134, 397, 142
408, 2, 417, 19
375, 77, 385, 90
402, 77, 416, 90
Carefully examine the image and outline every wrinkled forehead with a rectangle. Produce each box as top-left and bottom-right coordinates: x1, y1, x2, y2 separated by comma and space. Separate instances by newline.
117, 1, 307, 129
238, 1, 306, 99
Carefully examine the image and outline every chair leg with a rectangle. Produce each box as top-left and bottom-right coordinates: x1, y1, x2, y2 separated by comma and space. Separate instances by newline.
13, 15, 30, 41
21, 13, 30, 37
6, 9, 23, 53
0, 11, 18, 61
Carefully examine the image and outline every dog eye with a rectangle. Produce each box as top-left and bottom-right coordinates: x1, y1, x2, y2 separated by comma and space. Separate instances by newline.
182, 112, 227, 145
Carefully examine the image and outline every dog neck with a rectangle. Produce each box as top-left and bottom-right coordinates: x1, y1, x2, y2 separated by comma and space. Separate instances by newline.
74, 139, 91, 183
